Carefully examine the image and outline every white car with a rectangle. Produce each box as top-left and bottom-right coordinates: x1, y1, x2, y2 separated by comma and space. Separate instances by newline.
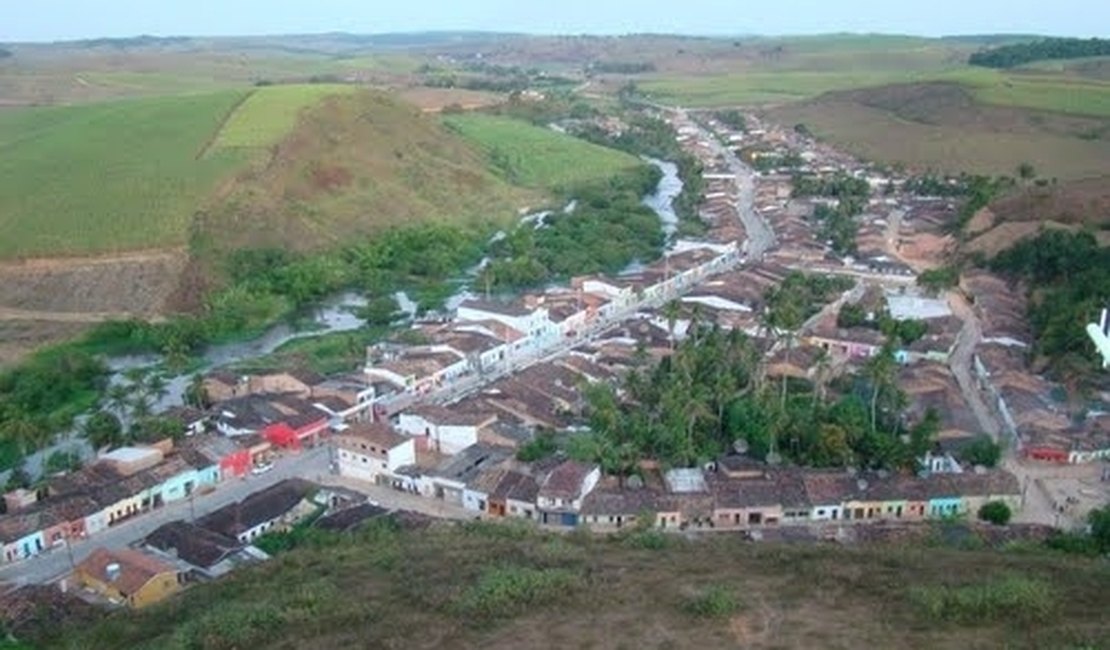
251, 462, 274, 476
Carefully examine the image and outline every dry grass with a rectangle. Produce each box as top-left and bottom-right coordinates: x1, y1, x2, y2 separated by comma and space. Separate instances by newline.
765, 83, 1110, 181
46, 522, 1110, 650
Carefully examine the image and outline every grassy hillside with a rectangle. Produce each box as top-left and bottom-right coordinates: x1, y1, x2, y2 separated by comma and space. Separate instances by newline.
210, 84, 357, 150
0, 92, 247, 259
443, 113, 641, 189
41, 521, 1110, 650
765, 82, 1110, 180
196, 92, 537, 257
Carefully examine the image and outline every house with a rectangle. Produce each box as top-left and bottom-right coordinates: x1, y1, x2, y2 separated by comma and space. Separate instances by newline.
580, 481, 661, 531
456, 299, 558, 345
334, 422, 416, 486
247, 369, 323, 399
0, 512, 48, 563
365, 347, 469, 396
537, 460, 601, 526
143, 520, 262, 580
415, 443, 513, 506
487, 470, 540, 519
396, 404, 495, 454
197, 478, 318, 544
74, 547, 182, 609
202, 371, 247, 403
462, 467, 506, 513
160, 406, 209, 437
805, 315, 886, 360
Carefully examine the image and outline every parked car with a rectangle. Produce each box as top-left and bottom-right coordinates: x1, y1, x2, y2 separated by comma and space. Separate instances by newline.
251, 462, 274, 476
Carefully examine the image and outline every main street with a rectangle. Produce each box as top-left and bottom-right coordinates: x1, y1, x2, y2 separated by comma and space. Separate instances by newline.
0, 447, 330, 586
680, 109, 777, 259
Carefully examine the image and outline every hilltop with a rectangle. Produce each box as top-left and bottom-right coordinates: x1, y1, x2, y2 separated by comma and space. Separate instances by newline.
34, 521, 1110, 650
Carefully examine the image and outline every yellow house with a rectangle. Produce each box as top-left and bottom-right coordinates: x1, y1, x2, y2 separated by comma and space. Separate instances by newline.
75, 547, 181, 609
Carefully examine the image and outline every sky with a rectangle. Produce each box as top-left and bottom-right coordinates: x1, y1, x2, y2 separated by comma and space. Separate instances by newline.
4, 0, 1108, 43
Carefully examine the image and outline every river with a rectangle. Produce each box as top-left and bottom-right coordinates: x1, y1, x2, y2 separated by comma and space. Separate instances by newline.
1, 159, 685, 483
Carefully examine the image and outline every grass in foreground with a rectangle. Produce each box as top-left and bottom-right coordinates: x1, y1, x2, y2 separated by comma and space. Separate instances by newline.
443, 113, 641, 190
209, 84, 357, 150
0, 91, 247, 259
44, 521, 1110, 650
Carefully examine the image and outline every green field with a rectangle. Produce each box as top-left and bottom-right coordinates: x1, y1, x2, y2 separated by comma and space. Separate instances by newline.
641, 57, 1110, 119
211, 84, 357, 150
443, 113, 641, 190
0, 92, 248, 259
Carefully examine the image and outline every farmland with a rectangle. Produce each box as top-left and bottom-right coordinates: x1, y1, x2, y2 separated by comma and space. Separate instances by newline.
765, 82, 1110, 180
37, 521, 1110, 650
443, 113, 641, 190
0, 91, 248, 259
210, 84, 357, 150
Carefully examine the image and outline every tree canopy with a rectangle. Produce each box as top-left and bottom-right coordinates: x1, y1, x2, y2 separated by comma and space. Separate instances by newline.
969, 37, 1110, 69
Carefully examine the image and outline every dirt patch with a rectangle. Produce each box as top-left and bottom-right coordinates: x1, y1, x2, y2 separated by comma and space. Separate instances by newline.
965, 220, 1075, 257
397, 87, 505, 112
990, 176, 1110, 227
0, 249, 187, 316
0, 320, 91, 368
965, 207, 996, 237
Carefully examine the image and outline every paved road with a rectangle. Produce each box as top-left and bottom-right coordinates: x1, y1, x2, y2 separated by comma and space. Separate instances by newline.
681, 110, 777, 258
946, 292, 1062, 527
0, 447, 330, 586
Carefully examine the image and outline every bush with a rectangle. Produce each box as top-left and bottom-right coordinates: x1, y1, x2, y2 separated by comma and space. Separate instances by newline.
910, 576, 1054, 624
961, 435, 1001, 468
978, 501, 1012, 526
683, 584, 740, 618
456, 566, 582, 622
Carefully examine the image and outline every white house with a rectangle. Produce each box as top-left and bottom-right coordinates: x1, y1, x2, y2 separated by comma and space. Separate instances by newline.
537, 461, 601, 527
456, 299, 558, 345
396, 405, 495, 455
334, 422, 417, 486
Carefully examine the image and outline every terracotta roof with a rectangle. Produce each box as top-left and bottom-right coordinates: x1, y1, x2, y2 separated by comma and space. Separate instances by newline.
340, 422, 408, 449
144, 520, 241, 569
77, 547, 177, 597
539, 461, 596, 500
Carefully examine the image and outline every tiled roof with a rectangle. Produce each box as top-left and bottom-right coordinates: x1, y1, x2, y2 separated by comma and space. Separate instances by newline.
77, 547, 176, 597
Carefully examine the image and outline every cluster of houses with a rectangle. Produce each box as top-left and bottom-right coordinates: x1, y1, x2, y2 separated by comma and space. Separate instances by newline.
62, 478, 392, 609
332, 419, 1022, 532
965, 271, 1110, 464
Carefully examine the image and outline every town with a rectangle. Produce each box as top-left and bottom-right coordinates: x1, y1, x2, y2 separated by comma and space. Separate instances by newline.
1, 104, 1107, 616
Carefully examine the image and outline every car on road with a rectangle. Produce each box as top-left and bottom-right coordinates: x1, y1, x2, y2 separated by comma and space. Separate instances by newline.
251, 462, 274, 476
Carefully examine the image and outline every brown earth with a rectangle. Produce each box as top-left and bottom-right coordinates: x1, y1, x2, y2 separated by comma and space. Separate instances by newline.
396, 87, 504, 112
966, 178, 1110, 256
0, 320, 91, 368
766, 82, 1110, 181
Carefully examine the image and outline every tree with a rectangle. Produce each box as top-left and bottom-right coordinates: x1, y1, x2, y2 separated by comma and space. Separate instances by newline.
360, 295, 402, 327
863, 344, 898, 433
1017, 162, 1036, 183
83, 411, 123, 450
144, 373, 169, 405
978, 501, 1012, 525
1088, 506, 1110, 553
961, 434, 1002, 468
184, 373, 209, 409
130, 394, 153, 422
106, 384, 132, 418
662, 300, 682, 352
4, 461, 32, 492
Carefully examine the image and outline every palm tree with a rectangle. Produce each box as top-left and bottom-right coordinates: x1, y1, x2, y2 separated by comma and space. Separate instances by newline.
185, 373, 209, 409
106, 384, 131, 418
130, 394, 153, 423
662, 299, 682, 352
145, 373, 170, 406
864, 344, 897, 433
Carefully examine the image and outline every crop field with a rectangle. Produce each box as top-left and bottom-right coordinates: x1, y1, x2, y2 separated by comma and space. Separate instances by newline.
766, 83, 1110, 181
0, 91, 248, 259
210, 83, 357, 150
443, 113, 641, 189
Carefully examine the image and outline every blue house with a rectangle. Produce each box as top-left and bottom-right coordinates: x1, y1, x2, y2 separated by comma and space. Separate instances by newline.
1, 511, 48, 564
927, 496, 964, 518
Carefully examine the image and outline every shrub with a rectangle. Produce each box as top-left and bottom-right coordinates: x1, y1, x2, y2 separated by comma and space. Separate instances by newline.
910, 576, 1054, 624
456, 566, 582, 622
684, 584, 740, 618
978, 501, 1012, 526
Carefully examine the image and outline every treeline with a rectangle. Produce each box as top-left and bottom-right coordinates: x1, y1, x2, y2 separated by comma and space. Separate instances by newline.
990, 229, 1110, 381
590, 61, 656, 75
969, 37, 1110, 68
481, 167, 665, 290
576, 323, 935, 473
574, 115, 706, 233
792, 172, 870, 200
715, 110, 747, 132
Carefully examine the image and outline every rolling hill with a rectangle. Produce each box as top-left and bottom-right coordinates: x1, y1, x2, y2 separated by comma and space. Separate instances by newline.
33, 522, 1110, 650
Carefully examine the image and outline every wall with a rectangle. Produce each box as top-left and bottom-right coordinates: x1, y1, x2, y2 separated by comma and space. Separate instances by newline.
131, 572, 181, 609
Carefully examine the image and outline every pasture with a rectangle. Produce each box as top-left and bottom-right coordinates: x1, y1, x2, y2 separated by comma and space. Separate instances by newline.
0, 91, 248, 259
443, 113, 641, 190
210, 83, 357, 150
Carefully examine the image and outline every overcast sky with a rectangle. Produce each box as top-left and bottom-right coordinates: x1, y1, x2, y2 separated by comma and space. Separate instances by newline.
4, 0, 1108, 42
